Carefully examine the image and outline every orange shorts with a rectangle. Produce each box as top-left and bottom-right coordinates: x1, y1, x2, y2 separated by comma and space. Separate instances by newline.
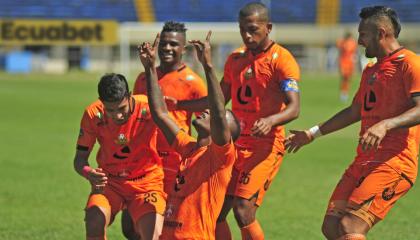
86, 168, 166, 224
227, 149, 283, 206
159, 150, 182, 194
339, 60, 354, 77
326, 156, 416, 227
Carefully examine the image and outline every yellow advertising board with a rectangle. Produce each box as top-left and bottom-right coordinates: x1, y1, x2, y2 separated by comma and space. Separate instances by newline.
0, 19, 118, 45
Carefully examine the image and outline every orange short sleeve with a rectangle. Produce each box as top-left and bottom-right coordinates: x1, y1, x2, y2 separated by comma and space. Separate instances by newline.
403, 56, 420, 95
77, 110, 97, 151
274, 48, 300, 82
171, 130, 196, 158
223, 55, 235, 85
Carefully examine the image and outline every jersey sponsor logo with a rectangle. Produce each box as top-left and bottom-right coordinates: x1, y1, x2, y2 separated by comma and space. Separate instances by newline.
281, 79, 299, 92
113, 145, 131, 160
163, 220, 183, 228
363, 90, 376, 111
237, 85, 252, 105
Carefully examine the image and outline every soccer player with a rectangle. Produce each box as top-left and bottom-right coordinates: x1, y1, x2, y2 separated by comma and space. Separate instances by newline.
138, 31, 240, 239
337, 31, 358, 102
121, 21, 207, 240
174, 2, 301, 239
285, 6, 420, 240
73, 73, 166, 240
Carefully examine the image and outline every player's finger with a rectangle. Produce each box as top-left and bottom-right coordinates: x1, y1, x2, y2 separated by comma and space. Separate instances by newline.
292, 145, 301, 153
206, 30, 212, 42
152, 33, 160, 48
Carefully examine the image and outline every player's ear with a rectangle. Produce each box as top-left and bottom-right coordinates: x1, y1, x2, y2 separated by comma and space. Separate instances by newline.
377, 27, 387, 40
266, 22, 273, 34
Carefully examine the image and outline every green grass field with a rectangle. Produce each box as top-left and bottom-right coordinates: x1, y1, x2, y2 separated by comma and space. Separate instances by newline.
1, 71, 419, 239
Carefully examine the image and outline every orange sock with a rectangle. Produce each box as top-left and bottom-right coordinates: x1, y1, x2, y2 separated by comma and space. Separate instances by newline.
337, 233, 366, 240
216, 220, 232, 240
240, 220, 264, 240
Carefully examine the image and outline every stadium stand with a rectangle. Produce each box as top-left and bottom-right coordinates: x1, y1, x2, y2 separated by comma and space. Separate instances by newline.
1, 0, 420, 23
0, 0, 137, 22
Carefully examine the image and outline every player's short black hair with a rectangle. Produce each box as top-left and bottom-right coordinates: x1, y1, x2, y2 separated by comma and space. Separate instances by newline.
161, 21, 187, 38
359, 6, 401, 38
226, 109, 241, 142
98, 73, 130, 102
239, 2, 270, 22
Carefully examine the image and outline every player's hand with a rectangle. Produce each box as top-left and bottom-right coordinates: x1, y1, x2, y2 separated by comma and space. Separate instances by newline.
359, 120, 388, 151
86, 168, 108, 192
251, 118, 273, 137
164, 96, 178, 110
138, 33, 160, 69
284, 130, 313, 153
189, 31, 213, 68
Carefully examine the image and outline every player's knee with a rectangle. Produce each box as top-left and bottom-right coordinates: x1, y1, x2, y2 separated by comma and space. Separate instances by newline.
233, 199, 256, 226
85, 207, 106, 235
339, 214, 369, 235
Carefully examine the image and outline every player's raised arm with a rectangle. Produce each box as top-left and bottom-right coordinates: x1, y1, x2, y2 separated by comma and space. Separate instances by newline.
285, 101, 361, 153
189, 31, 230, 145
138, 34, 180, 145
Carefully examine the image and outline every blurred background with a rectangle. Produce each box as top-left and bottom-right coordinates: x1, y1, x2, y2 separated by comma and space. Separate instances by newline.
1, 0, 420, 79
2, 1, 420, 239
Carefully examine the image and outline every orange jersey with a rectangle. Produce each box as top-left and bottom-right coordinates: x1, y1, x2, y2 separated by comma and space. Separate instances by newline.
77, 95, 161, 179
353, 48, 420, 168
160, 131, 236, 240
224, 43, 300, 153
133, 64, 207, 151
337, 38, 358, 64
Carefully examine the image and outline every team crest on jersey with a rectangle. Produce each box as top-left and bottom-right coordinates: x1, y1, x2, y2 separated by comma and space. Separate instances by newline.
244, 68, 254, 80
186, 74, 195, 81
96, 112, 103, 119
272, 52, 279, 60
115, 133, 128, 145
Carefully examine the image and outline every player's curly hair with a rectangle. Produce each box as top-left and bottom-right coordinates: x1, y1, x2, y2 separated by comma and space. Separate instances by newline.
359, 6, 401, 38
98, 73, 130, 102
162, 21, 187, 37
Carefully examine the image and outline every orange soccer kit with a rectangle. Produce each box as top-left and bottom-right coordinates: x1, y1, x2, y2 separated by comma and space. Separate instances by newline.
223, 42, 300, 205
77, 95, 166, 224
134, 64, 207, 192
160, 131, 236, 240
337, 38, 358, 78
326, 48, 420, 227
